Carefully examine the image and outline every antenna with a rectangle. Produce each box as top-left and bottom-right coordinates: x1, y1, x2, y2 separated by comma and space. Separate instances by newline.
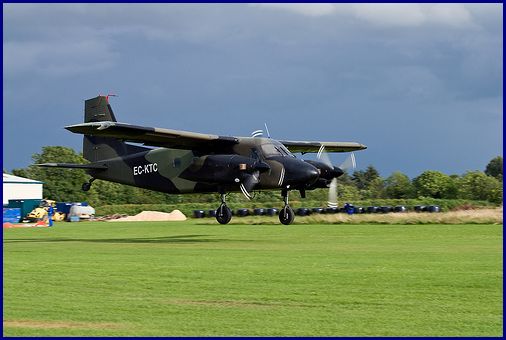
264, 122, 271, 138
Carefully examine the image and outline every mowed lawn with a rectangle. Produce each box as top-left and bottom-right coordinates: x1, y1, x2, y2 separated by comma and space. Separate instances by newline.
3, 221, 503, 336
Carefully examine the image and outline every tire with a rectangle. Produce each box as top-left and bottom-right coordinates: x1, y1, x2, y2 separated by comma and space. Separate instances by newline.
193, 210, 205, 218
296, 208, 310, 216
279, 206, 295, 225
236, 208, 250, 217
216, 205, 232, 224
82, 183, 91, 192
253, 208, 265, 216
265, 208, 278, 216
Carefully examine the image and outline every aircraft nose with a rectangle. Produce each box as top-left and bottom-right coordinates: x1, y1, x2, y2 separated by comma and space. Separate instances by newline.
287, 160, 319, 185
305, 165, 320, 183
332, 166, 344, 178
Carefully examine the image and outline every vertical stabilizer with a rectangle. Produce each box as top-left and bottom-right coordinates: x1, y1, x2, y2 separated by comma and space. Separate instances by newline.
83, 96, 147, 162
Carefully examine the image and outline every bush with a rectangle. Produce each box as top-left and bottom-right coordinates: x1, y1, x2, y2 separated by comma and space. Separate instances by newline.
94, 199, 497, 217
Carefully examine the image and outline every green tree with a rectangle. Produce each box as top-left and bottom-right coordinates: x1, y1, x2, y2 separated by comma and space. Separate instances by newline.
443, 175, 460, 199
413, 170, 451, 199
384, 171, 414, 198
336, 183, 361, 202
458, 171, 503, 203
352, 165, 380, 190
364, 165, 380, 183
485, 156, 503, 181
366, 177, 386, 199
336, 172, 354, 186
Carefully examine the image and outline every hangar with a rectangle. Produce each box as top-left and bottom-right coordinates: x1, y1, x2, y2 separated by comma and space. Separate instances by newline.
2, 173, 43, 205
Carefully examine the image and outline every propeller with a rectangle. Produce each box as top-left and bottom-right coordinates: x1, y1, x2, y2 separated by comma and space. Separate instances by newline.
239, 171, 260, 200
237, 161, 269, 200
317, 147, 356, 208
242, 125, 271, 199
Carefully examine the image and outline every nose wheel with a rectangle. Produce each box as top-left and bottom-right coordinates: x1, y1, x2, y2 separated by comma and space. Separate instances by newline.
279, 205, 295, 225
216, 193, 232, 224
279, 189, 295, 225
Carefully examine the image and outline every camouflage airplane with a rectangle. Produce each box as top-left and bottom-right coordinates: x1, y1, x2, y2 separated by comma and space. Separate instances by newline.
38, 95, 367, 225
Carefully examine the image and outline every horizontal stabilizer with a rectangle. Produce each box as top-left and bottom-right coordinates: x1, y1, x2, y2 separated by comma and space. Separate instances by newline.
36, 163, 108, 170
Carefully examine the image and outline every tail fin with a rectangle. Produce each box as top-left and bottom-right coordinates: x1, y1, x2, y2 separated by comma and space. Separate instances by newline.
84, 95, 117, 123
83, 96, 148, 162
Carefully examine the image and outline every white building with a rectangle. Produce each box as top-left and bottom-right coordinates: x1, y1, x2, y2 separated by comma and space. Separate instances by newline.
3, 173, 43, 205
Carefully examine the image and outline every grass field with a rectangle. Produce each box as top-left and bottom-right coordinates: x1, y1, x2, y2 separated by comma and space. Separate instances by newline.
3, 221, 503, 336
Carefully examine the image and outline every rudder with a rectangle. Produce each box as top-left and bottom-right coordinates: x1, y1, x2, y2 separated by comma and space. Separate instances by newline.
84, 95, 117, 123
83, 95, 147, 162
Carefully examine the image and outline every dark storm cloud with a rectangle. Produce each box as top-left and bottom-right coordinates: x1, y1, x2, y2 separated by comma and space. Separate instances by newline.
3, 3, 502, 177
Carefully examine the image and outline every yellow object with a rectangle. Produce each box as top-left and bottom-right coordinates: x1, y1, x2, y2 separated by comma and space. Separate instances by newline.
26, 199, 65, 222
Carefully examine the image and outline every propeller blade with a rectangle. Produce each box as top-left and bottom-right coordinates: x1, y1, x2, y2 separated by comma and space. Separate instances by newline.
339, 152, 356, 172
327, 178, 338, 208
317, 145, 333, 168
240, 171, 260, 200
317, 147, 357, 208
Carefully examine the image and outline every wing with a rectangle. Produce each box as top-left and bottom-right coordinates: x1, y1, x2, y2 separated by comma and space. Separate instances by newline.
65, 121, 239, 151
280, 140, 367, 153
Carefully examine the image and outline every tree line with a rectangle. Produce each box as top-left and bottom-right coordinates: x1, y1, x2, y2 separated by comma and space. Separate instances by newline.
7, 146, 503, 206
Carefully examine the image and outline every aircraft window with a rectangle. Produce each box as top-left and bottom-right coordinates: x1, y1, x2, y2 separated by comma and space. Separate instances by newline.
278, 144, 295, 158
260, 143, 281, 157
250, 148, 260, 160
173, 158, 181, 168
260, 142, 295, 158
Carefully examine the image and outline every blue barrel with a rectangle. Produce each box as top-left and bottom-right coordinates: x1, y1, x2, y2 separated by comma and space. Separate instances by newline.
3, 208, 21, 223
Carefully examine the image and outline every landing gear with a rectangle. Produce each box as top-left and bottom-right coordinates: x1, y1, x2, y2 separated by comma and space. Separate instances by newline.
81, 178, 95, 192
279, 189, 295, 225
216, 193, 232, 225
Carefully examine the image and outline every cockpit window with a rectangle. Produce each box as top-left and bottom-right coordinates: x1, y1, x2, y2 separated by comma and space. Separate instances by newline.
260, 141, 295, 158
250, 148, 260, 160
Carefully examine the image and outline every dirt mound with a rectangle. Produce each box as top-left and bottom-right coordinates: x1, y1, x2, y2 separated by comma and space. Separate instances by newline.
109, 210, 186, 222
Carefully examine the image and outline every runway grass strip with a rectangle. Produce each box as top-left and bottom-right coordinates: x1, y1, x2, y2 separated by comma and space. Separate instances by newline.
3, 221, 502, 336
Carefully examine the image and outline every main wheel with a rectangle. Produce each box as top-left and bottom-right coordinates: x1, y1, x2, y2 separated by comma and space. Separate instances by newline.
216, 204, 232, 224
279, 205, 295, 225
82, 182, 91, 191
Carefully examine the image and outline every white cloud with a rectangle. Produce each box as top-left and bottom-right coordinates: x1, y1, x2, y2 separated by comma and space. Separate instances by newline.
253, 3, 474, 27
426, 4, 473, 27
251, 3, 337, 17
349, 4, 426, 26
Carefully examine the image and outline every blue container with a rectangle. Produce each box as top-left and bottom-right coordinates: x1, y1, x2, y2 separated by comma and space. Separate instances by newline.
3, 208, 21, 223
56, 202, 73, 215
343, 203, 354, 215
56, 202, 88, 215
8, 199, 41, 219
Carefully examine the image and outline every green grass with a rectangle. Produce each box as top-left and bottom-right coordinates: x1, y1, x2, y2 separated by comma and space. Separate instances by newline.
3, 221, 503, 336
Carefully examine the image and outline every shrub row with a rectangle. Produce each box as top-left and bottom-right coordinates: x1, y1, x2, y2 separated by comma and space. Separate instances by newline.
94, 199, 496, 218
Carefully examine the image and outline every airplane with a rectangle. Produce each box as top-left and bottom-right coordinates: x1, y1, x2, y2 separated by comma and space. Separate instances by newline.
38, 95, 367, 225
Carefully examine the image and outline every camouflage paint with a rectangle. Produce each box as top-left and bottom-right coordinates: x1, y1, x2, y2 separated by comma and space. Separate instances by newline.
44, 96, 365, 196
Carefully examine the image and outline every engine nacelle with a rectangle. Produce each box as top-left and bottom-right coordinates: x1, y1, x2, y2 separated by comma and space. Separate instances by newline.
180, 154, 269, 185
304, 160, 344, 189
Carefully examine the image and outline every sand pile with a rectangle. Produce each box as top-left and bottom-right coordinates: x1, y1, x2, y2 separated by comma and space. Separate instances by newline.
109, 210, 186, 222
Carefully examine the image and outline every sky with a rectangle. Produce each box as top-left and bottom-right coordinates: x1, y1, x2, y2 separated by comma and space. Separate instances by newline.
3, 3, 503, 178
